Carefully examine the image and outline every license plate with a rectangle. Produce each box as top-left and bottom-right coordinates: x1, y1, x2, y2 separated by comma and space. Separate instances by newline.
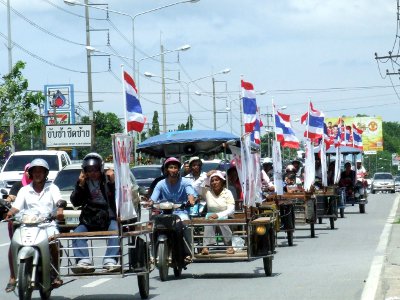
65, 217, 80, 225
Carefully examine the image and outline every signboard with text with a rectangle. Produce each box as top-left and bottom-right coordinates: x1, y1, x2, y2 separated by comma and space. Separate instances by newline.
46, 124, 92, 148
325, 116, 383, 152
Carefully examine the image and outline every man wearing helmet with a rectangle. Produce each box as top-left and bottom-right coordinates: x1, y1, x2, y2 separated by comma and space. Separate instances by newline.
150, 157, 195, 210
70, 153, 119, 273
150, 157, 195, 262
185, 156, 205, 182
6, 158, 65, 288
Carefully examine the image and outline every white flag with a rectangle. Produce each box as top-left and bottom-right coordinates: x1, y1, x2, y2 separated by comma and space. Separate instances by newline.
334, 147, 342, 184
272, 140, 284, 195
112, 134, 137, 220
320, 141, 327, 187
303, 140, 315, 192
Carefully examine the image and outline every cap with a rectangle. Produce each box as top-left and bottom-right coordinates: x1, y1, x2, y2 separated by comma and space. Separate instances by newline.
210, 170, 226, 181
263, 157, 272, 164
188, 156, 202, 166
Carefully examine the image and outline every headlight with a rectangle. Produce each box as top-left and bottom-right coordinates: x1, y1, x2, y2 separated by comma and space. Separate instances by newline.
255, 225, 267, 235
17, 211, 45, 224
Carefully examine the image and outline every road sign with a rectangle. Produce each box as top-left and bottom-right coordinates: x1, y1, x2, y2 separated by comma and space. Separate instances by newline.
364, 150, 377, 155
46, 124, 92, 148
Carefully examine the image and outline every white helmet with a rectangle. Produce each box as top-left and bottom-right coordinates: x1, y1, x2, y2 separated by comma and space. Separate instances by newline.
285, 164, 296, 172
262, 157, 272, 164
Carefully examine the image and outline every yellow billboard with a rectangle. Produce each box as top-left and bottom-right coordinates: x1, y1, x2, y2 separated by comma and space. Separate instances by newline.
325, 116, 383, 152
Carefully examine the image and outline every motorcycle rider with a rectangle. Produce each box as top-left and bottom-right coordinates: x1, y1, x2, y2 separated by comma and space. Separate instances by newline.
149, 157, 195, 262
6, 158, 66, 289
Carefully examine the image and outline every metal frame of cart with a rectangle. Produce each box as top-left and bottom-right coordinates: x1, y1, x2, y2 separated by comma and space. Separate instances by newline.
54, 220, 153, 299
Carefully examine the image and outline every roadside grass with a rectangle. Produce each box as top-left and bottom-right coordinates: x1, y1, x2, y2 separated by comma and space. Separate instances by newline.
394, 218, 400, 224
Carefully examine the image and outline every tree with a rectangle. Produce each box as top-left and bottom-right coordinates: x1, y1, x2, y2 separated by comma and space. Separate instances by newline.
148, 111, 160, 137
177, 115, 193, 131
78, 111, 123, 159
0, 61, 45, 157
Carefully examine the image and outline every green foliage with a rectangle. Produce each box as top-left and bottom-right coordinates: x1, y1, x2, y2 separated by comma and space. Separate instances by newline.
177, 115, 193, 131
78, 111, 123, 159
383, 122, 400, 154
0, 61, 45, 157
148, 111, 160, 137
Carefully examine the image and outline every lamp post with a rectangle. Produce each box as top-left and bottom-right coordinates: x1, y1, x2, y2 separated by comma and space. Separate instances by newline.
144, 68, 230, 131
64, 0, 199, 76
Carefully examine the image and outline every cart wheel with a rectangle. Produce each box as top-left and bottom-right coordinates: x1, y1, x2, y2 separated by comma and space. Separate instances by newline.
157, 242, 169, 281
339, 208, 344, 218
137, 273, 149, 299
359, 204, 366, 214
263, 257, 273, 276
173, 266, 182, 277
318, 217, 322, 224
310, 223, 315, 238
287, 231, 294, 246
329, 217, 335, 229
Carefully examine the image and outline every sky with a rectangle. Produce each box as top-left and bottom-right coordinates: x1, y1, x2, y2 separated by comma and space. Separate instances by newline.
0, 0, 399, 138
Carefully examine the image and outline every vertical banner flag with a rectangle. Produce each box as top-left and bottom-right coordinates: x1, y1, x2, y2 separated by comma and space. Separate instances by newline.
251, 108, 262, 144
352, 124, 363, 150
241, 80, 257, 133
320, 141, 327, 187
123, 70, 146, 133
301, 102, 325, 139
274, 110, 300, 149
112, 134, 137, 220
241, 134, 257, 207
272, 140, 284, 195
303, 140, 316, 192
334, 147, 342, 184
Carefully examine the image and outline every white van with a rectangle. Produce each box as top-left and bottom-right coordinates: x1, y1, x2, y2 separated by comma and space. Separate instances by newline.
0, 150, 71, 193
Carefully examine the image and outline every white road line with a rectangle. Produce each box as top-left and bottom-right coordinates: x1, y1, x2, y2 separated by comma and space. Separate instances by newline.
82, 278, 112, 288
0, 242, 10, 247
361, 194, 400, 300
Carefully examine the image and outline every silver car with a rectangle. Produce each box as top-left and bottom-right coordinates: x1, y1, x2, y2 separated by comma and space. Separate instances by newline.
371, 172, 395, 194
395, 176, 400, 192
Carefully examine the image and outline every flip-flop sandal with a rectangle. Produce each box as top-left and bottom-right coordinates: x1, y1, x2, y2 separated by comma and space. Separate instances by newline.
5, 282, 16, 293
51, 278, 63, 289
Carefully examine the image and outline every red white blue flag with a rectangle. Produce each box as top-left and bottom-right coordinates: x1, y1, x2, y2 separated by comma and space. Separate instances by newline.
124, 71, 146, 133
250, 108, 263, 144
241, 80, 257, 133
301, 102, 325, 139
352, 124, 363, 150
274, 110, 299, 149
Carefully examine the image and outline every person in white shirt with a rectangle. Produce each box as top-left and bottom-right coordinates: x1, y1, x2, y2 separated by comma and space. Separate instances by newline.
195, 170, 235, 255
6, 158, 65, 289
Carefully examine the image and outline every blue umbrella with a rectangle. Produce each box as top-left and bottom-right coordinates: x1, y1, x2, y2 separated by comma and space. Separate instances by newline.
136, 130, 240, 158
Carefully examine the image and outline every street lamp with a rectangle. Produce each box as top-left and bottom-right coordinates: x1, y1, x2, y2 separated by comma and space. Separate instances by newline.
144, 68, 230, 131
64, 0, 199, 75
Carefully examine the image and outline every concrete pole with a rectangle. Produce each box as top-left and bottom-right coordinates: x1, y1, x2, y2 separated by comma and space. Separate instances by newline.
84, 0, 94, 150
161, 44, 166, 133
7, 0, 15, 152
212, 77, 216, 130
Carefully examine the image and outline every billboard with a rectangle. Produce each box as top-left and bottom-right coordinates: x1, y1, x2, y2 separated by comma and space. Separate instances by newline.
44, 84, 75, 125
325, 116, 383, 152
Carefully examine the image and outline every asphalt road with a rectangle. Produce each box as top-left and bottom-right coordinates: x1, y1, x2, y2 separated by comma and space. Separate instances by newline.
0, 193, 397, 300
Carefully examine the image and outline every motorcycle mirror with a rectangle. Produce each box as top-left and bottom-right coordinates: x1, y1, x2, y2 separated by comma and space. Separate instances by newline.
1, 189, 8, 195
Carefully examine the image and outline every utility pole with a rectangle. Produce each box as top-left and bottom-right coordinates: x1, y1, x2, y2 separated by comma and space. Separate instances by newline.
212, 77, 216, 130
84, 0, 94, 150
7, 0, 15, 152
161, 44, 167, 133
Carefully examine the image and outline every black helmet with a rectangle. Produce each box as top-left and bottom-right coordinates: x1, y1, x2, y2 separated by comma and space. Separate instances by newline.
82, 152, 104, 172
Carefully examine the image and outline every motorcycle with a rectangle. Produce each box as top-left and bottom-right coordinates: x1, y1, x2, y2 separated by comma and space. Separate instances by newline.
152, 201, 191, 281
10, 209, 59, 300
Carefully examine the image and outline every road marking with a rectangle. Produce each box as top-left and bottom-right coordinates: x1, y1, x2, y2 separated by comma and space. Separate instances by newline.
361, 194, 400, 300
82, 278, 112, 288
0, 242, 10, 247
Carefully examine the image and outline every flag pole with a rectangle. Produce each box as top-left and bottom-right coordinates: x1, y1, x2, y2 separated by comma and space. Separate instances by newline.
306, 99, 311, 140
121, 65, 128, 134
271, 98, 277, 142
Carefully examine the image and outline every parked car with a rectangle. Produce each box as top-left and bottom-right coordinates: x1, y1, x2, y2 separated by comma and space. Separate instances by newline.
395, 176, 400, 192
0, 150, 71, 194
371, 172, 395, 194
131, 164, 163, 196
53, 163, 141, 229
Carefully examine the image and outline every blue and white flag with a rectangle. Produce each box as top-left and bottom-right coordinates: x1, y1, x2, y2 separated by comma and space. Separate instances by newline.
123, 70, 146, 133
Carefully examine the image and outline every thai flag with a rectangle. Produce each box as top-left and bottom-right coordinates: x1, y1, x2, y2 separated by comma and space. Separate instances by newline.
352, 124, 363, 150
334, 117, 346, 147
251, 113, 261, 144
124, 71, 146, 132
301, 102, 325, 139
242, 80, 257, 133
275, 111, 300, 149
